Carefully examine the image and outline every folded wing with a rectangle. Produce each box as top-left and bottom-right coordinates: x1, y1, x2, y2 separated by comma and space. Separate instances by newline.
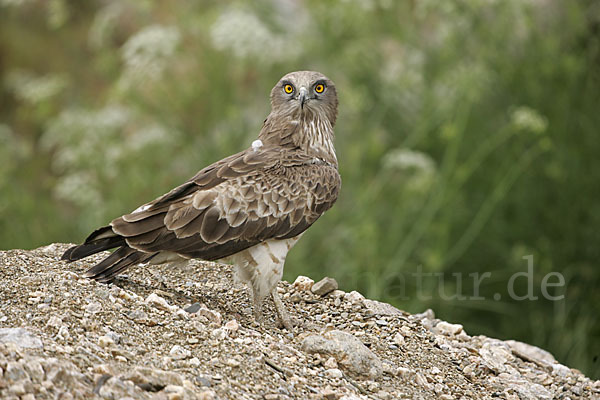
63, 146, 341, 281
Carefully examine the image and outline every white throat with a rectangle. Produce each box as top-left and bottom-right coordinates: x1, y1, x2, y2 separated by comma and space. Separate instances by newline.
301, 116, 337, 164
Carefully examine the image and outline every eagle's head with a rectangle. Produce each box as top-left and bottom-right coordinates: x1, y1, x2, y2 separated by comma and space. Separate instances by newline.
270, 70, 338, 126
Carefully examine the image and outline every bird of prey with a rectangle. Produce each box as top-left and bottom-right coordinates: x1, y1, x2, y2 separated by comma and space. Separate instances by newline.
62, 71, 341, 330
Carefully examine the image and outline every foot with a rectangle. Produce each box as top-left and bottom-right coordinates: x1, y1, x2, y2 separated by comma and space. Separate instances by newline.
271, 290, 294, 331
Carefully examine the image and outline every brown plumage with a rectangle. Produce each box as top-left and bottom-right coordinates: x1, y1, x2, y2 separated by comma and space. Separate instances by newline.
62, 71, 341, 330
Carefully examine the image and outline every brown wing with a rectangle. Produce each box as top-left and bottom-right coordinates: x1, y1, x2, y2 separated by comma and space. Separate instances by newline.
110, 146, 341, 261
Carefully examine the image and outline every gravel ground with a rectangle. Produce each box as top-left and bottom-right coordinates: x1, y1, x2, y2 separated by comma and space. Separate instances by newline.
0, 244, 598, 400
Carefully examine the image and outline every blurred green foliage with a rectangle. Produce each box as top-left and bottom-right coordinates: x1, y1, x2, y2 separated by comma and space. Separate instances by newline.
1, 0, 599, 378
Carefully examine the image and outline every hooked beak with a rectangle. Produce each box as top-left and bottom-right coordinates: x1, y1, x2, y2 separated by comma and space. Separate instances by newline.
298, 87, 308, 109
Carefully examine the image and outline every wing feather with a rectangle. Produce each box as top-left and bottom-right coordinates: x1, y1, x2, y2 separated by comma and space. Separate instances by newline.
111, 146, 340, 261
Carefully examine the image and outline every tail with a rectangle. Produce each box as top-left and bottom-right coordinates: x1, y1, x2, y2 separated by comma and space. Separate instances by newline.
62, 225, 156, 282
62, 226, 126, 261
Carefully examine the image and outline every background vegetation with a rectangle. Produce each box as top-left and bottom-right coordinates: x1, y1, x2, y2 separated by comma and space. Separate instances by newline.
1, 0, 598, 378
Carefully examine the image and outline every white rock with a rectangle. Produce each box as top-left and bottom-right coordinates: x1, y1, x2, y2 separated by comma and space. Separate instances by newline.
199, 390, 217, 400
551, 363, 571, 377
362, 298, 404, 316
301, 330, 382, 378
197, 307, 222, 325
293, 275, 314, 292
505, 340, 556, 366
57, 326, 70, 341
344, 290, 365, 304
211, 328, 228, 340
480, 340, 514, 374
85, 302, 102, 314
224, 320, 239, 332
325, 368, 343, 378
188, 357, 201, 367
393, 333, 405, 347
434, 321, 464, 336
169, 345, 191, 360
226, 358, 241, 367
324, 357, 338, 369
45, 316, 62, 329
145, 293, 172, 311
98, 335, 115, 348
0, 328, 43, 349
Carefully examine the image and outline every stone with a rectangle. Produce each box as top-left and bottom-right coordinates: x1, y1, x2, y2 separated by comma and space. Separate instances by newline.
43, 358, 86, 385
311, 277, 338, 296
321, 389, 339, 400
362, 299, 404, 316
199, 390, 216, 400
85, 302, 102, 314
46, 315, 62, 329
393, 333, 405, 347
324, 357, 338, 369
325, 368, 343, 378
169, 345, 191, 360
496, 375, 553, 400
145, 293, 172, 311
163, 384, 185, 400
93, 364, 113, 375
98, 376, 144, 399
344, 291, 365, 304
480, 340, 514, 374
105, 331, 121, 345
552, 363, 571, 377
0, 328, 43, 349
184, 302, 202, 313
126, 310, 148, 321
123, 367, 183, 391
226, 358, 241, 367
224, 320, 239, 332
5, 361, 28, 381
197, 306, 222, 325
434, 321, 463, 336
505, 340, 556, 366
188, 357, 201, 367
98, 336, 115, 348
8, 383, 26, 396
301, 330, 383, 378
293, 275, 315, 292
23, 359, 45, 383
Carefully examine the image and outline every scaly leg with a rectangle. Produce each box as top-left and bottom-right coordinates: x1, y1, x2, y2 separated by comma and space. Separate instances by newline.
271, 289, 294, 331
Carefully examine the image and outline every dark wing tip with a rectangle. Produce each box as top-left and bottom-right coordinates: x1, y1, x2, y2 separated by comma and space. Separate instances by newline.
61, 246, 77, 261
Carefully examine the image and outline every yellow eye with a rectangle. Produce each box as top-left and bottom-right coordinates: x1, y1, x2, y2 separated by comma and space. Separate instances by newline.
315, 84, 325, 93
283, 84, 294, 94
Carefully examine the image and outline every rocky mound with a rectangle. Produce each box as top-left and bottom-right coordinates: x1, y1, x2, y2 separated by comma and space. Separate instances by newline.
0, 244, 597, 399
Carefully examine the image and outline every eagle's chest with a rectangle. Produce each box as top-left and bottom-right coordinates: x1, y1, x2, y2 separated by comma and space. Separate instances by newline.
222, 235, 303, 300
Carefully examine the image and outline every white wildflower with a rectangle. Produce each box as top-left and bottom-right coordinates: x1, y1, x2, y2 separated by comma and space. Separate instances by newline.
210, 8, 292, 63
383, 148, 435, 174
121, 25, 180, 83
88, 2, 123, 49
0, 0, 31, 7
510, 106, 548, 134
54, 171, 102, 209
125, 124, 171, 152
5, 70, 67, 104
